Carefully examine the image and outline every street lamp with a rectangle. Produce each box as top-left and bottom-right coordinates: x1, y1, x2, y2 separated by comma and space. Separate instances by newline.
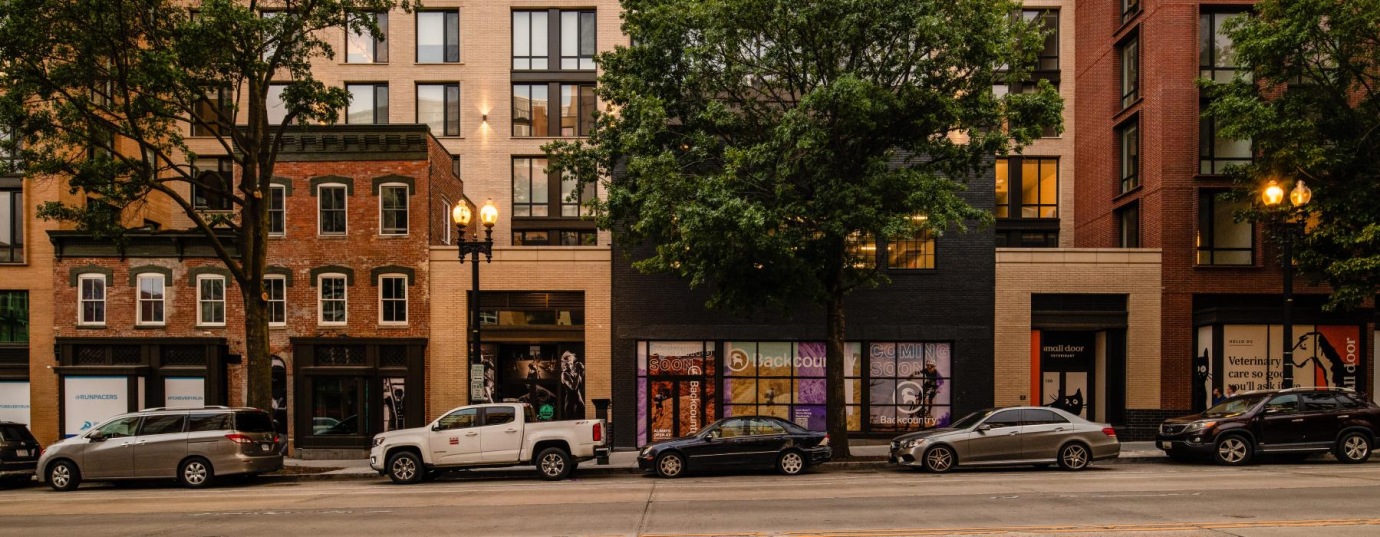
453, 198, 499, 402
1261, 179, 1311, 389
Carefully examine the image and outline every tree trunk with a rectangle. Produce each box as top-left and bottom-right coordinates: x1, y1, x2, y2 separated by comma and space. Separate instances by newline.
824, 251, 851, 458
243, 292, 272, 412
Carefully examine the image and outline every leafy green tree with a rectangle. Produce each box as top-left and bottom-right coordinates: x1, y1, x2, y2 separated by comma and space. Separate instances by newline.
547, 0, 1061, 455
1207, 0, 1380, 308
0, 0, 407, 412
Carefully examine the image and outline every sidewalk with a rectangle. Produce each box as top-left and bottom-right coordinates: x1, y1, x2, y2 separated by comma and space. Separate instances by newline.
276, 441, 1166, 481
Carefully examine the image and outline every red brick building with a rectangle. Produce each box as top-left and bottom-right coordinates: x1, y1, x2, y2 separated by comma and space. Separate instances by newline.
1074, 0, 1374, 426
47, 125, 464, 457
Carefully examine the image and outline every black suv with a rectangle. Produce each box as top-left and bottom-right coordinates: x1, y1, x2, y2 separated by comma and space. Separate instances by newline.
0, 421, 41, 487
1157, 387, 1378, 465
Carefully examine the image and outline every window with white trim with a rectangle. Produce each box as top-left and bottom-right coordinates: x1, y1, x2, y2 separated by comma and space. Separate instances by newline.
197, 275, 226, 326
379, 275, 407, 324
136, 273, 166, 326
318, 184, 347, 235
269, 184, 286, 236
440, 196, 452, 245
265, 276, 286, 327
379, 184, 408, 235
318, 274, 347, 325
78, 274, 106, 325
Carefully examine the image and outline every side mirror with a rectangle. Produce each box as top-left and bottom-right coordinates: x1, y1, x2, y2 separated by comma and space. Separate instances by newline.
87, 431, 106, 441
976, 424, 992, 432
431, 423, 443, 431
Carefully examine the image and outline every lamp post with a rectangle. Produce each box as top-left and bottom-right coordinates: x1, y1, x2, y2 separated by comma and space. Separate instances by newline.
452, 199, 500, 402
1261, 179, 1312, 389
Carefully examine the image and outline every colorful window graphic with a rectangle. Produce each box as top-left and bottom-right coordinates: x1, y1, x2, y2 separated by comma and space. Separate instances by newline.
637, 342, 716, 444
723, 341, 829, 431
867, 342, 952, 432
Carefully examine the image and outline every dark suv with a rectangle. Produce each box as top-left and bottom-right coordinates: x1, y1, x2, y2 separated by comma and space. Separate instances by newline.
1157, 387, 1378, 465
0, 421, 41, 487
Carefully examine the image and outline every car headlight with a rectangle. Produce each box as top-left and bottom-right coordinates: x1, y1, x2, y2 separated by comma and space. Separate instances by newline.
640, 447, 652, 457
372, 436, 384, 447
902, 438, 928, 450
1184, 421, 1217, 433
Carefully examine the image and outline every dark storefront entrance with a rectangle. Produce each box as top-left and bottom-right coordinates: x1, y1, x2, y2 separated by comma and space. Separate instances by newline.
292, 338, 425, 453
475, 291, 587, 422
1029, 294, 1129, 425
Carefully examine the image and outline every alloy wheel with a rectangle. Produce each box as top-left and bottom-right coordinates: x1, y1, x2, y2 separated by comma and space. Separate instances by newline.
51, 465, 70, 488
779, 452, 805, 475
657, 453, 683, 478
1217, 438, 1248, 464
541, 453, 566, 477
183, 461, 209, 486
925, 447, 954, 472
1343, 435, 1370, 461
1061, 444, 1089, 470
392, 456, 417, 481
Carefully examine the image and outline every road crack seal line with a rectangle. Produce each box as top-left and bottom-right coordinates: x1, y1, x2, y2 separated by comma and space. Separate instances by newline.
634, 480, 657, 536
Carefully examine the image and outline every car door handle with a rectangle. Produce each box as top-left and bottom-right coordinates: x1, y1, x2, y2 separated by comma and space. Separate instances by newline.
465, 432, 478, 436
1291, 418, 1305, 423
505, 429, 518, 434
1008, 431, 1019, 436
1054, 427, 1065, 432
1338, 415, 1350, 419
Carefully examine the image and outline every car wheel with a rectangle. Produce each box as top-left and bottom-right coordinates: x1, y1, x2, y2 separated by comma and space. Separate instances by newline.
922, 445, 956, 473
536, 447, 573, 481
655, 452, 685, 478
1214, 435, 1253, 466
387, 451, 424, 484
178, 457, 215, 489
1058, 443, 1091, 471
1335, 432, 1372, 464
47, 460, 81, 492
776, 450, 807, 476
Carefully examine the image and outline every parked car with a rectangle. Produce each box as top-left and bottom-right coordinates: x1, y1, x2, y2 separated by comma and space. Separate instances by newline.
637, 416, 832, 478
37, 406, 283, 491
1156, 387, 1378, 465
889, 407, 1120, 473
0, 421, 41, 487
370, 403, 607, 483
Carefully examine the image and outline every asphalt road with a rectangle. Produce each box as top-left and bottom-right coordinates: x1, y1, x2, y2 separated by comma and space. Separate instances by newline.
3, 460, 1380, 537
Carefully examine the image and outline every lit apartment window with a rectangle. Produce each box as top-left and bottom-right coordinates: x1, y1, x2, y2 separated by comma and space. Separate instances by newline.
318, 184, 347, 235
887, 230, 936, 270
265, 276, 286, 327
136, 273, 166, 326
318, 274, 348, 325
197, 275, 226, 327
346, 83, 388, 124
417, 11, 459, 63
78, 274, 106, 325
379, 184, 408, 235
1120, 34, 1139, 109
994, 158, 1059, 248
512, 157, 597, 246
1200, 12, 1245, 84
379, 274, 407, 324
1197, 190, 1252, 265
346, 12, 388, 64
1119, 119, 1140, 193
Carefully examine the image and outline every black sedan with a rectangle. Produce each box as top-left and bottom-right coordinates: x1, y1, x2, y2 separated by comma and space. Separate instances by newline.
637, 416, 831, 478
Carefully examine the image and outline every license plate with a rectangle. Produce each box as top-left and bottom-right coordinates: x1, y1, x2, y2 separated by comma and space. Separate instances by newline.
15, 449, 27, 457
1160, 441, 1172, 449
261, 444, 272, 452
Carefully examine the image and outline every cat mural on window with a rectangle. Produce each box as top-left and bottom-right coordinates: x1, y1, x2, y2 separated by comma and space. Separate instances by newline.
1048, 385, 1084, 417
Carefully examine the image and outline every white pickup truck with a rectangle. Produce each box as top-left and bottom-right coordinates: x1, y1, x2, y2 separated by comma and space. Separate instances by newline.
369, 403, 608, 483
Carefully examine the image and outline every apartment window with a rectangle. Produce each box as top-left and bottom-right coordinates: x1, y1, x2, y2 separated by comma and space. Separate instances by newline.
512, 157, 549, 217
1199, 105, 1252, 175
417, 83, 460, 137
557, 230, 597, 246
0, 291, 28, 343
346, 12, 388, 63
267, 83, 289, 125
440, 196, 452, 245
1118, 203, 1140, 248
197, 275, 226, 327
560, 84, 597, 137
192, 87, 233, 136
1020, 159, 1057, 218
846, 232, 877, 269
0, 128, 21, 174
995, 158, 1060, 247
1119, 120, 1140, 193
346, 83, 388, 124
1023, 10, 1058, 72
1120, 35, 1139, 108
1197, 190, 1252, 265
78, 275, 105, 325
513, 230, 549, 246
451, 155, 461, 178
887, 230, 936, 270
560, 172, 594, 217
318, 274, 347, 325
318, 184, 347, 235
512, 10, 550, 70
137, 273, 166, 326
1200, 12, 1244, 84
416, 11, 459, 63
560, 11, 597, 71
379, 275, 407, 324
1122, 0, 1140, 22
0, 183, 21, 263
265, 276, 286, 327
268, 184, 286, 236
193, 157, 234, 210
512, 84, 550, 137
995, 159, 1010, 218
379, 184, 408, 235
512, 157, 598, 246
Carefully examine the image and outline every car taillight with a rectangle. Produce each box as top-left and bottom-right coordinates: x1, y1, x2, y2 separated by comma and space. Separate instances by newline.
1102, 427, 1118, 437
225, 433, 255, 445
820, 434, 830, 447
592, 423, 603, 442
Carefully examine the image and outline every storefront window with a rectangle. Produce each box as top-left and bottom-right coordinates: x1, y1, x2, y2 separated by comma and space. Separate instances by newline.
637, 341, 716, 443
312, 376, 363, 435
867, 342, 952, 431
724, 342, 827, 429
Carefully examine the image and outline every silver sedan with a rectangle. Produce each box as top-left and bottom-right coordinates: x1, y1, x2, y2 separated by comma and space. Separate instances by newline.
889, 407, 1120, 473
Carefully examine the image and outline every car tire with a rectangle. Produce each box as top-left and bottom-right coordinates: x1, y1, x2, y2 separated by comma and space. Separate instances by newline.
536, 447, 573, 481
1335, 432, 1372, 464
776, 450, 807, 476
47, 460, 81, 492
922, 445, 956, 473
654, 451, 686, 479
386, 451, 424, 484
1057, 443, 1091, 471
1213, 435, 1253, 466
178, 457, 215, 489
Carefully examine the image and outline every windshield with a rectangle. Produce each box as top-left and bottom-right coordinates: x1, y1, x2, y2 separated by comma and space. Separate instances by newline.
1204, 394, 1269, 418
949, 410, 993, 430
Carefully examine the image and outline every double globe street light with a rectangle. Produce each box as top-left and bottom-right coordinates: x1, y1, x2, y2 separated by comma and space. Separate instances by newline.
452, 199, 500, 402
1261, 178, 1312, 389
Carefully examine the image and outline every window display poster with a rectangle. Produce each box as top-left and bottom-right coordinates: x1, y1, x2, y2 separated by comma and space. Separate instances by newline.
164, 377, 205, 408
63, 376, 128, 437
1222, 324, 1365, 391
867, 342, 952, 432
559, 345, 586, 419
639, 342, 716, 444
1222, 325, 1272, 391
0, 381, 29, 424
383, 377, 405, 432
1042, 371, 1088, 418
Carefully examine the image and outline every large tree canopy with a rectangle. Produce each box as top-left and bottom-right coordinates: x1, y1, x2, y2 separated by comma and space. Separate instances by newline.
1207, 0, 1380, 308
0, 0, 406, 412
548, 0, 1062, 455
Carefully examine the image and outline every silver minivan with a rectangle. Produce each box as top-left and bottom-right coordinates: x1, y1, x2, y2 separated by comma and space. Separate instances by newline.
37, 406, 282, 491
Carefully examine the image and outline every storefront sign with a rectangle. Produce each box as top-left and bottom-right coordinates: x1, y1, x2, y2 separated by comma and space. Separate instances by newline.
0, 381, 30, 424
164, 377, 205, 408
63, 376, 128, 437
1218, 324, 1365, 391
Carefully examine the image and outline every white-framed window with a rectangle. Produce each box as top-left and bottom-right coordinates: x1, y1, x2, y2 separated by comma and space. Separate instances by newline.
136, 273, 166, 326
196, 275, 226, 327
379, 275, 407, 325
318, 274, 348, 326
78, 274, 106, 326
440, 196, 452, 245
318, 184, 347, 235
379, 184, 408, 235
268, 184, 286, 236
265, 276, 287, 327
